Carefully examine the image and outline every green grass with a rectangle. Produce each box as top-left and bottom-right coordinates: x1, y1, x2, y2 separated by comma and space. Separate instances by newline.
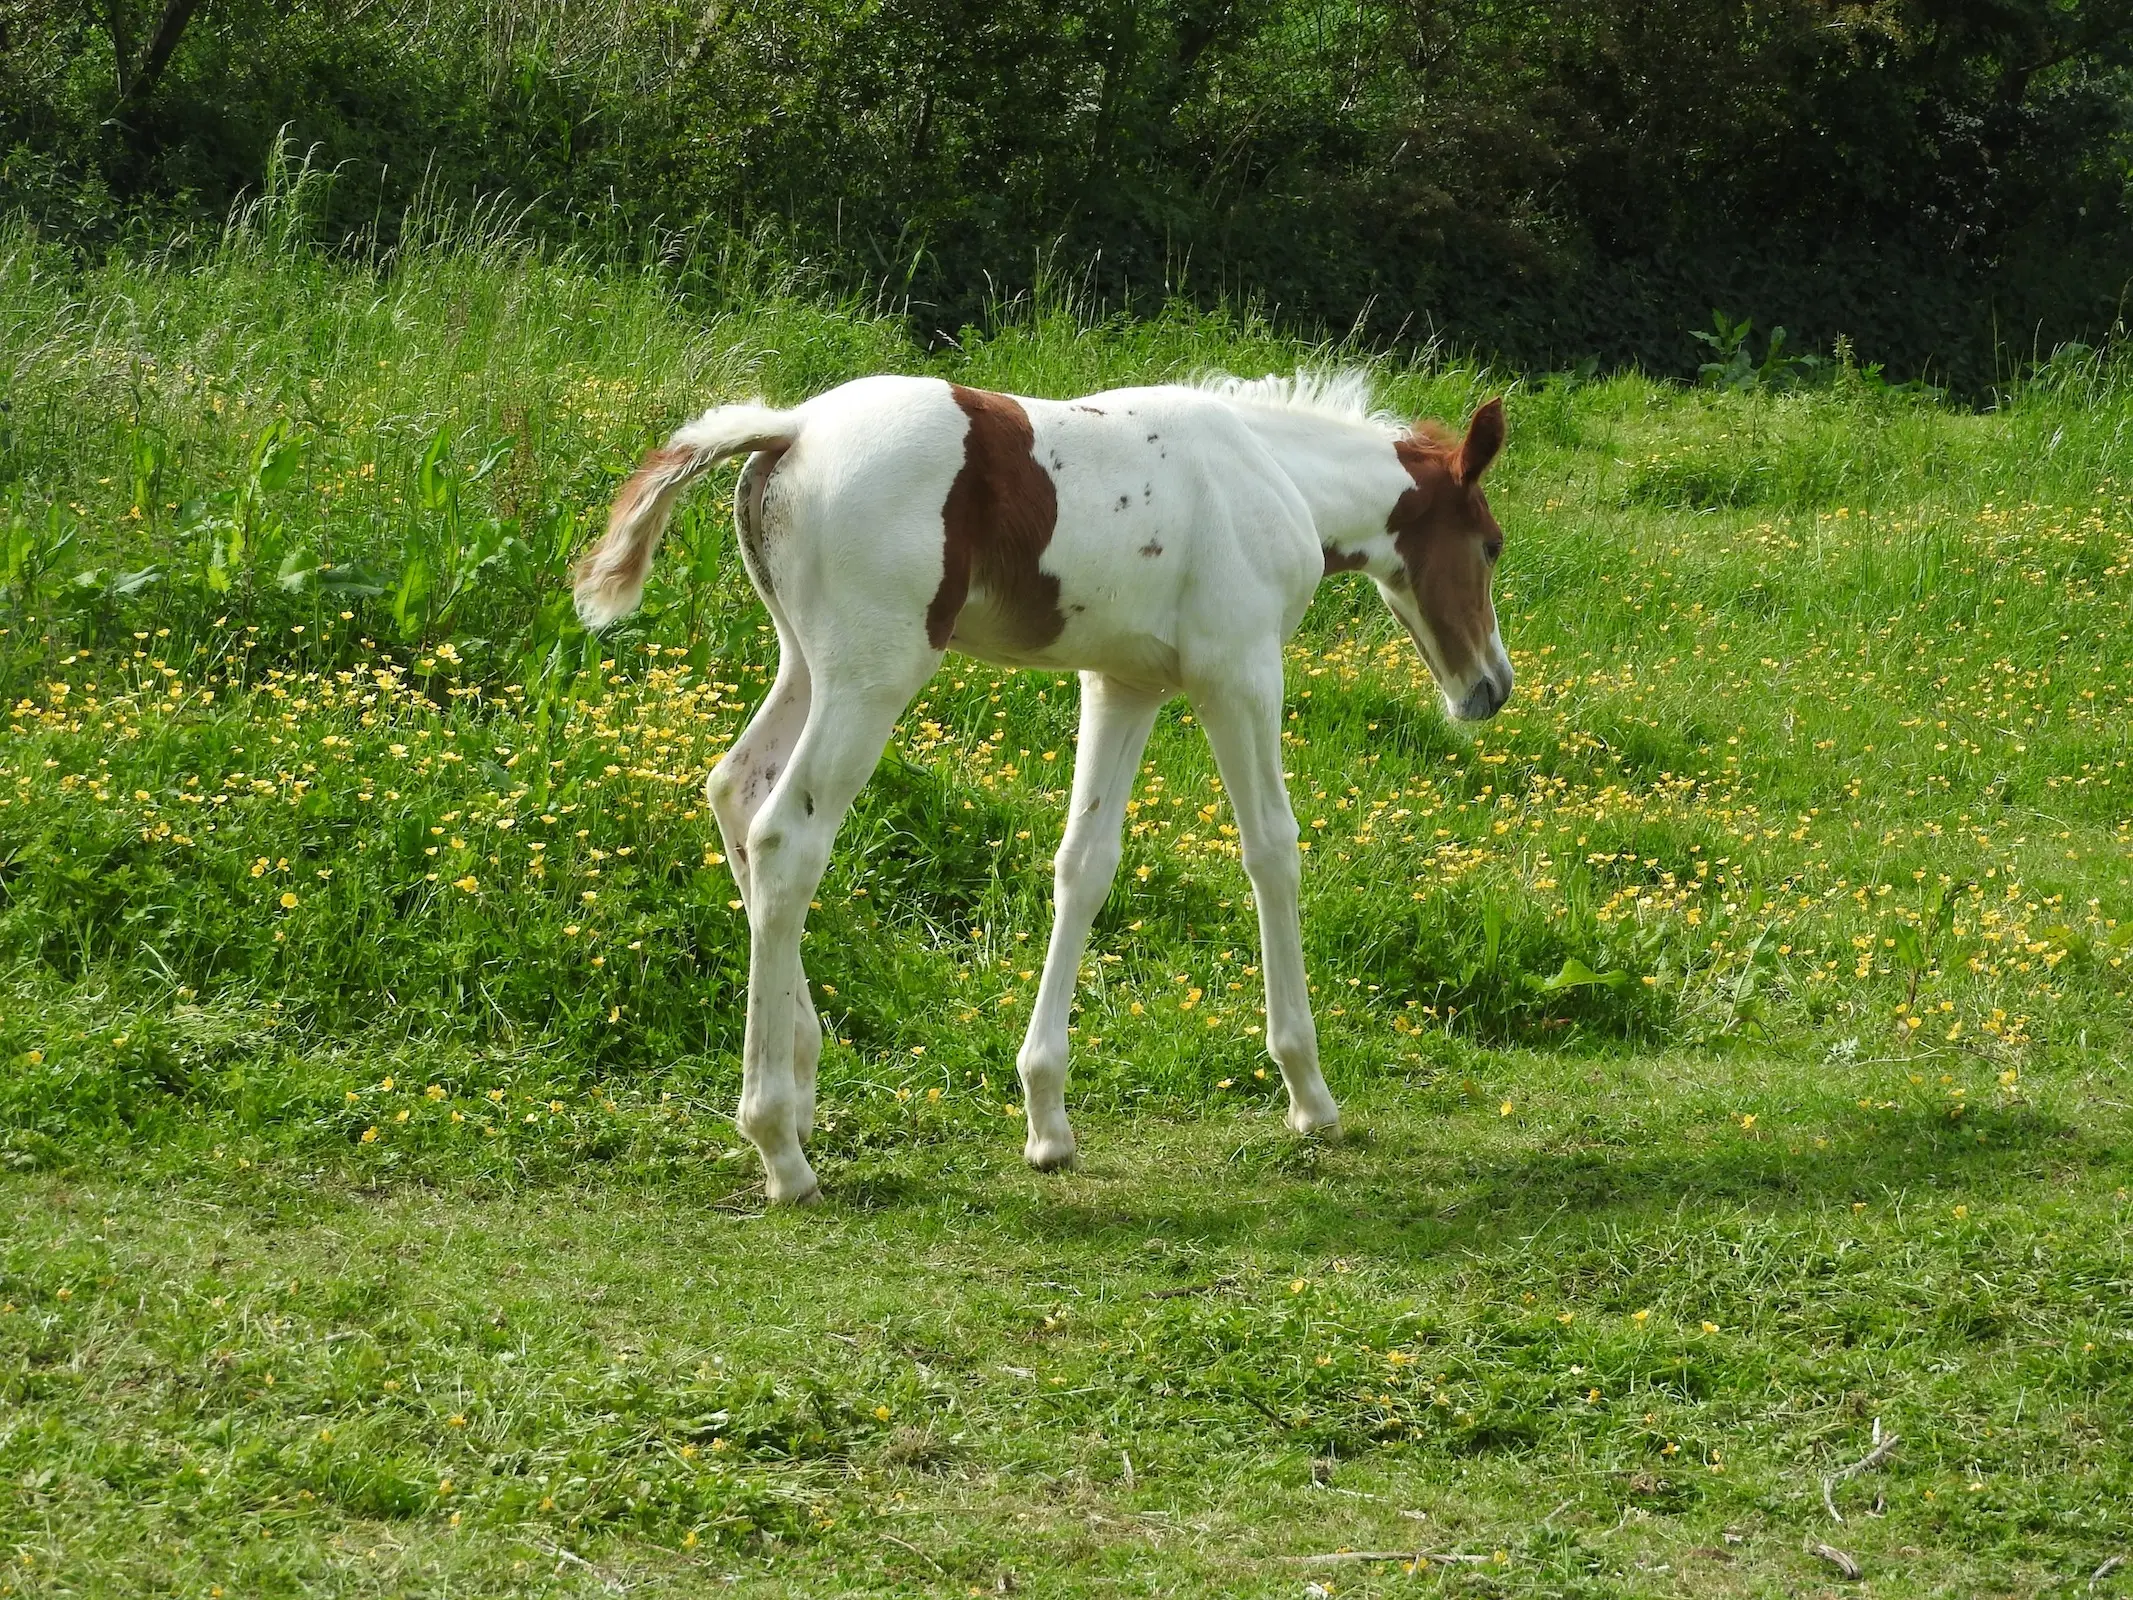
3, 210, 2132, 1596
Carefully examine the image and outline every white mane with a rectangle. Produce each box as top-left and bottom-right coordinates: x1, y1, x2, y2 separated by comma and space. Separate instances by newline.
1195, 368, 1402, 434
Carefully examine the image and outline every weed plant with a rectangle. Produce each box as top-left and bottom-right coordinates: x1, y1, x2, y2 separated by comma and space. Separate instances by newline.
2, 207, 2131, 1596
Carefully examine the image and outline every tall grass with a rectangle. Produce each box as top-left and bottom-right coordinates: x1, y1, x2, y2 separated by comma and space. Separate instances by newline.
4, 193, 2133, 1173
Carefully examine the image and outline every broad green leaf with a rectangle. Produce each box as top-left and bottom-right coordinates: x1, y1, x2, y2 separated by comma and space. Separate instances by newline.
109, 567, 161, 597
392, 546, 433, 637
277, 546, 318, 591
1890, 922, 1924, 969
418, 427, 453, 512
1531, 957, 1628, 993
256, 438, 302, 494
316, 563, 391, 598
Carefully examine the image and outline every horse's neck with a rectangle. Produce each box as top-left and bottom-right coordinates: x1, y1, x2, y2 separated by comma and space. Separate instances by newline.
1230, 406, 1405, 554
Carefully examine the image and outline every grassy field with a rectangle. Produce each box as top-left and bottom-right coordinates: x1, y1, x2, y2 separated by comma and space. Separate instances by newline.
3, 204, 2132, 1597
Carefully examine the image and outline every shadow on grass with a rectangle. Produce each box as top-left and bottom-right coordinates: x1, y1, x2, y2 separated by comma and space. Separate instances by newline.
63, 1083, 2091, 1282
929, 1101, 2083, 1267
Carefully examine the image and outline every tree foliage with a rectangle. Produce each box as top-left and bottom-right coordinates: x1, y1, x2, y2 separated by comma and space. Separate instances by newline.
3, 0, 2130, 385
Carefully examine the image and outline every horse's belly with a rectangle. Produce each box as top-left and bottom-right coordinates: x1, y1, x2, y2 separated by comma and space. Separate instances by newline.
949, 599, 1181, 691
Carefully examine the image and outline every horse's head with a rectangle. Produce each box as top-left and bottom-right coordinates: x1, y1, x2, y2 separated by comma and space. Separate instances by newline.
1375, 398, 1513, 722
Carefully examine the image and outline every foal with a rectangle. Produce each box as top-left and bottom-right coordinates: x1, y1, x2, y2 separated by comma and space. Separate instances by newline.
575, 371, 1511, 1203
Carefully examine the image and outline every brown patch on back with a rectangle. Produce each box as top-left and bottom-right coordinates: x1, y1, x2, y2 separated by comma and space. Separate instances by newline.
927, 386, 1063, 652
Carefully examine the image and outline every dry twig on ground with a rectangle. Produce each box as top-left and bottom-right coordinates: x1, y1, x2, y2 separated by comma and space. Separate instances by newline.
1807, 1540, 1864, 1581
1281, 1551, 1491, 1567
1822, 1420, 1901, 1523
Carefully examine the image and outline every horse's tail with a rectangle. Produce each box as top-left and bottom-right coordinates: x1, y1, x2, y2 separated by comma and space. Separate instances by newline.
573, 401, 799, 631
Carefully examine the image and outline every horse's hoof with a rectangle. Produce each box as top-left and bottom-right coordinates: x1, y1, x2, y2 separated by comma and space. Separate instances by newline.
763, 1157, 823, 1206
1288, 1112, 1343, 1141
1025, 1140, 1079, 1173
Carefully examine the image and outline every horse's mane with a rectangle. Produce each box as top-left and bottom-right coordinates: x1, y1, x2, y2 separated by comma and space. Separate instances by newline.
1196, 368, 1458, 450
1195, 368, 1410, 436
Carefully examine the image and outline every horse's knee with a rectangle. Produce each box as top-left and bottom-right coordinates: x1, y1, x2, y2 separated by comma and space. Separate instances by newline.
1017, 1036, 1068, 1092
745, 812, 799, 878
1053, 836, 1121, 909
736, 1078, 794, 1147
706, 758, 749, 823
745, 808, 834, 920
711, 743, 792, 824
1267, 1019, 1319, 1073
1240, 832, 1301, 892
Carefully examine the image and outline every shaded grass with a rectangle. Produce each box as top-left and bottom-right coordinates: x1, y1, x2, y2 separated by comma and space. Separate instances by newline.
6, 1059, 2130, 1597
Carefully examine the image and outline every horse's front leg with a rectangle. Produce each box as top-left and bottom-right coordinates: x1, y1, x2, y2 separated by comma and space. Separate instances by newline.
1018, 673, 1165, 1169
1189, 657, 1341, 1137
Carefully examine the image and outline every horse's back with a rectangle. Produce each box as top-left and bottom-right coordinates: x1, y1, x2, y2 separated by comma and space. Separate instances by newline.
760, 376, 1312, 681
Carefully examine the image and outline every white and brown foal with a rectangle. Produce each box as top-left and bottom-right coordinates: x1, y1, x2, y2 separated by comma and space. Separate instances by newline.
575, 372, 1510, 1203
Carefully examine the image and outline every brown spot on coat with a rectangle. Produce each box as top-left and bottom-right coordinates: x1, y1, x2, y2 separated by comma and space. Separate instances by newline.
927, 386, 1064, 652
1322, 545, 1370, 576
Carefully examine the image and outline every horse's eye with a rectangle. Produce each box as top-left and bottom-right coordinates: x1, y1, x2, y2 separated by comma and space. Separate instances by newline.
1485, 539, 1503, 564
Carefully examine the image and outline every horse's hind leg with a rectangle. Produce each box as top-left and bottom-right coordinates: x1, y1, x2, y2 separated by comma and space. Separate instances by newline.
737, 657, 932, 1203
706, 637, 825, 1135
1018, 673, 1164, 1170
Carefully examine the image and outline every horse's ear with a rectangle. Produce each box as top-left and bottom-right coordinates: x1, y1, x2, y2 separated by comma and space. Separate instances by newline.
1456, 397, 1505, 485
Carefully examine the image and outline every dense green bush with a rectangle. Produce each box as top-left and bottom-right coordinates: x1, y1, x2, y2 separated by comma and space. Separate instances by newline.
5, 0, 2130, 389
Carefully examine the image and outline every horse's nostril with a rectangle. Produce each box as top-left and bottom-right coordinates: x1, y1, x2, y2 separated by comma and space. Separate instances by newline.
1458, 677, 1504, 721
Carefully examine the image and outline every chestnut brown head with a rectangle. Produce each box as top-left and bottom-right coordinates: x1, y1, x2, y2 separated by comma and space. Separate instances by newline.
1376, 398, 1512, 721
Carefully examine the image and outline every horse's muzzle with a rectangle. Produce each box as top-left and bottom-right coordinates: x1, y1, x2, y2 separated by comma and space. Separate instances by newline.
1454, 664, 1514, 722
